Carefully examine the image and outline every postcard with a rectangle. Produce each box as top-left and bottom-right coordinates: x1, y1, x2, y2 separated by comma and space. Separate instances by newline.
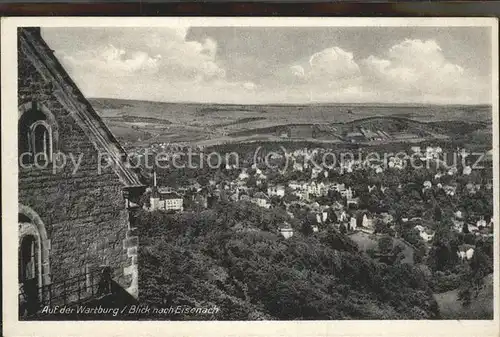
1, 16, 499, 337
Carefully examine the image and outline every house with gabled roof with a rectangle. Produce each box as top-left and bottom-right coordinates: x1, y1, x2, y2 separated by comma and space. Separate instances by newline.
457, 244, 475, 261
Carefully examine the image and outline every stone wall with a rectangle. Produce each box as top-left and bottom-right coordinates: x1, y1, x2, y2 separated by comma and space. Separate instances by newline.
18, 37, 137, 295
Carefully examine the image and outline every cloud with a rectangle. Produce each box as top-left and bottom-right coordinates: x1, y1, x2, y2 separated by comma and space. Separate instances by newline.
290, 65, 305, 78
360, 39, 472, 100
283, 39, 488, 104
43, 27, 250, 102
308, 47, 361, 82
289, 47, 361, 88
43, 28, 489, 104
66, 44, 161, 75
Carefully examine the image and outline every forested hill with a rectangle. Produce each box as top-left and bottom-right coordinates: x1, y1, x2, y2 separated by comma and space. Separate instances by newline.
137, 200, 440, 320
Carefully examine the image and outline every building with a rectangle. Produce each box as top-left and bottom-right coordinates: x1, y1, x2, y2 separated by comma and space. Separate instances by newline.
330, 183, 346, 192
457, 245, 475, 261
252, 192, 270, 209
150, 189, 184, 212
347, 197, 359, 207
288, 181, 302, 190
340, 187, 354, 200
362, 214, 374, 230
339, 210, 349, 222
17, 28, 145, 315
279, 224, 294, 239
414, 225, 435, 242
444, 185, 457, 196
424, 146, 443, 160
411, 146, 421, 154
349, 217, 358, 231
307, 182, 320, 196
238, 169, 250, 180
420, 229, 435, 242
453, 219, 465, 232
162, 192, 184, 212
311, 167, 323, 179
294, 189, 309, 201
292, 162, 304, 172
317, 182, 328, 196
267, 185, 285, 198
476, 217, 488, 228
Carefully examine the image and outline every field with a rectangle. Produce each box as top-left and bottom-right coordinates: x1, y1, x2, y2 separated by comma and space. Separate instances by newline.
88, 98, 492, 149
434, 274, 494, 319
348, 231, 415, 265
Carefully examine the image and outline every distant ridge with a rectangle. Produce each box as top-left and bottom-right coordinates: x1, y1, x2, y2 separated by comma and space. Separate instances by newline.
88, 97, 491, 108
88, 97, 491, 145
227, 116, 487, 141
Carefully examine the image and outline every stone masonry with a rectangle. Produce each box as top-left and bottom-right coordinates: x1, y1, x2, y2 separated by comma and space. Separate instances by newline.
18, 28, 143, 300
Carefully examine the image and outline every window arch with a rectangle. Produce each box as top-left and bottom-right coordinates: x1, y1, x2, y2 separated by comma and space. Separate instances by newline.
19, 235, 38, 283
18, 101, 58, 165
18, 204, 51, 305
30, 120, 52, 162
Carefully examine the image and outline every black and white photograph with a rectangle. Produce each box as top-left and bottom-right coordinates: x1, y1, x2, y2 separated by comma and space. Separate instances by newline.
2, 17, 499, 336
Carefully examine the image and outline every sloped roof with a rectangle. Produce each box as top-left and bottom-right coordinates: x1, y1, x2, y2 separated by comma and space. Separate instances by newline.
160, 192, 183, 199
19, 28, 143, 187
458, 244, 475, 252
253, 191, 269, 199
158, 187, 175, 194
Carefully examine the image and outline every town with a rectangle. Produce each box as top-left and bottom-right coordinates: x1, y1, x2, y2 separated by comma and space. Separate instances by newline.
139, 142, 493, 264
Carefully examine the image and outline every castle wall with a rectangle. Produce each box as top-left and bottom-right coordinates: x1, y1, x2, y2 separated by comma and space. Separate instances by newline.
18, 35, 137, 295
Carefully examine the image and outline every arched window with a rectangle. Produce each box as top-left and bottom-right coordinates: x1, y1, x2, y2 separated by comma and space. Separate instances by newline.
30, 121, 52, 162
19, 235, 37, 283
18, 102, 56, 165
18, 205, 51, 315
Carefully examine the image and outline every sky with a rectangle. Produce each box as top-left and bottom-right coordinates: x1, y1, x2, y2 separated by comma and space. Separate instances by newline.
42, 26, 492, 105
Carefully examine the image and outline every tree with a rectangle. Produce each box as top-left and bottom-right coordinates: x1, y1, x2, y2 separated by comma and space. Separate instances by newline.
137, 196, 440, 320
301, 222, 314, 236
246, 175, 257, 188
433, 205, 443, 221
374, 218, 392, 235
352, 212, 361, 228
462, 223, 470, 234
196, 175, 210, 187
139, 191, 151, 208
378, 235, 393, 254
301, 212, 317, 236
327, 208, 338, 224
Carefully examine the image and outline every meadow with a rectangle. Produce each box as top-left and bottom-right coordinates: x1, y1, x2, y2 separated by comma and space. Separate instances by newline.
88, 98, 492, 149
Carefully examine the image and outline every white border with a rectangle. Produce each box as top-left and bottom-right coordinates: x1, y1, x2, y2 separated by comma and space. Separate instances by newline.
2, 16, 499, 337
